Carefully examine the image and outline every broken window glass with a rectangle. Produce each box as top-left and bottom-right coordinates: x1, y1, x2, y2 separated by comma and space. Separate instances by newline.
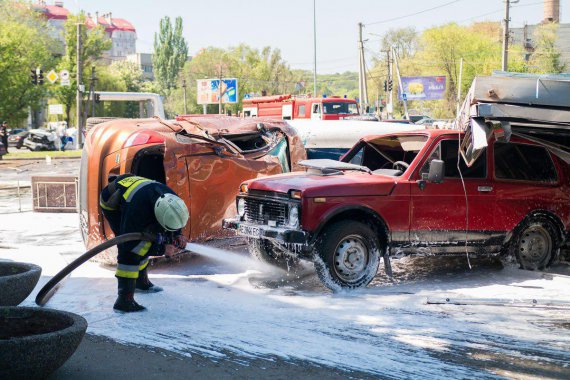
420, 139, 486, 178
494, 142, 557, 182
268, 137, 290, 173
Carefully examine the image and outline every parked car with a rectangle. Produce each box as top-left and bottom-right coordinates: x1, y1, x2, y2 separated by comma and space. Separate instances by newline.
79, 116, 307, 254
409, 115, 431, 123
9, 128, 25, 135
223, 129, 569, 290
23, 129, 58, 151
8, 130, 29, 149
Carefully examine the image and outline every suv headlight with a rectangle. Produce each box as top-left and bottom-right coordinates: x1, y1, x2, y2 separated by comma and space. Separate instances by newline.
237, 198, 245, 218
288, 205, 299, 228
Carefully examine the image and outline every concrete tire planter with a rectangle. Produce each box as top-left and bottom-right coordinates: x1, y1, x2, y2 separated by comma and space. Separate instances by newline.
0, 306, 88, 379
0, 261, 42, 306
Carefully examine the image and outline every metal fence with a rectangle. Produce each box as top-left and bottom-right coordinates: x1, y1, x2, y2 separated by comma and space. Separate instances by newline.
31, 176, 78, 213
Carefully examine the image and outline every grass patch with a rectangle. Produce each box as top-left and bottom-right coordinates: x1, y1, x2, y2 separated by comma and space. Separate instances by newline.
2, 150, 82, 159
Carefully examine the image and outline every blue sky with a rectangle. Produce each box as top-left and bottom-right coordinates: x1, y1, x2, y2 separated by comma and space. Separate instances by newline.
72, 0, 569, 73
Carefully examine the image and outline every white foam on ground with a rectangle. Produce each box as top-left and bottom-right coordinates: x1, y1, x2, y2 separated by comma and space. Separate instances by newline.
1, 211, 570, 377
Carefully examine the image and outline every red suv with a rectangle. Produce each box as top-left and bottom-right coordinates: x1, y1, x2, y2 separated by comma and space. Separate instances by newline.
223, 130, 569, 289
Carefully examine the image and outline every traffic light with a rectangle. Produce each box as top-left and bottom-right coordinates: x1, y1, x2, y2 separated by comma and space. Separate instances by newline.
388, 79, 393, 92
30, 70, 37, 85
383, 80, 388, 92
30, 69, 44, 85
94, 93, 101, 103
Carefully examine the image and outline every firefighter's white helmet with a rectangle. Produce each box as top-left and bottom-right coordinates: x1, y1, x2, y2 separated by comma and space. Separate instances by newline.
154, 194, 189, 231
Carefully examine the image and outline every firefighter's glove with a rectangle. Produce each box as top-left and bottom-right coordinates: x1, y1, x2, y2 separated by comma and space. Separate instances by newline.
173, 235, 187, 249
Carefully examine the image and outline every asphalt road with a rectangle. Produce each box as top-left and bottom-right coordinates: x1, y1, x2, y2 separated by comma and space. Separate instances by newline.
49, 334, 375, 380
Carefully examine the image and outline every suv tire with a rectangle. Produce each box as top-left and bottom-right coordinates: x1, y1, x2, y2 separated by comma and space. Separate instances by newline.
507, 216, 560, 270
248, 238, 300, 271
314, 220, 381, 290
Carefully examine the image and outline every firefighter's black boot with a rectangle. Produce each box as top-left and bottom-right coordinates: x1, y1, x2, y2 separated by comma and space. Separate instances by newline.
114, 277, 146, 312
136, 267, 163, 293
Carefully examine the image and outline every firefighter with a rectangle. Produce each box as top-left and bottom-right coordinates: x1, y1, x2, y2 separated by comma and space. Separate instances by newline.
100, 174, 189, 312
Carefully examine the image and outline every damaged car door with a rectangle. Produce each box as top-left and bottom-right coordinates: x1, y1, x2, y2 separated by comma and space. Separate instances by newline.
410, 136, 498, 253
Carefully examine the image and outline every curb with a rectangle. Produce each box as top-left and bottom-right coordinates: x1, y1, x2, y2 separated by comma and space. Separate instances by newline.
1, 156, 81, 161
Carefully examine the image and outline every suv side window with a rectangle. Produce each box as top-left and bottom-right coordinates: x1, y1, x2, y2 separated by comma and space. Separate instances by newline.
420, 139, 487, 178
494, 142, 557, 182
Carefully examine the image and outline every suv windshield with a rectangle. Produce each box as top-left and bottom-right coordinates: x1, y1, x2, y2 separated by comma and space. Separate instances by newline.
323, 102, 359, 115
343, 135, 428, 174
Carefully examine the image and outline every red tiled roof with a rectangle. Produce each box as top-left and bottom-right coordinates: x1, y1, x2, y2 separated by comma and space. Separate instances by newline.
85, 17, 136, 33
33, 4, 70, 20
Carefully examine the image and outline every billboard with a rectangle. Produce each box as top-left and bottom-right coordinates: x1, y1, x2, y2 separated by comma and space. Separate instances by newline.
398, 76, 446, 101
197, 78, 238, 105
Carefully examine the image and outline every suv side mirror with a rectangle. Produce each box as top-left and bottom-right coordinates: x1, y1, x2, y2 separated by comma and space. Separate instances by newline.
428, 159, 445, 183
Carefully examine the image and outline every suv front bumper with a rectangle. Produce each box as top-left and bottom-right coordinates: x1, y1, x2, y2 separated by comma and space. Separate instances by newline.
222, 218, 309, 245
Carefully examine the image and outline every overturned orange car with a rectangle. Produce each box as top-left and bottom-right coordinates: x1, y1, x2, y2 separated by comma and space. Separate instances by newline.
79, 115, 306, 252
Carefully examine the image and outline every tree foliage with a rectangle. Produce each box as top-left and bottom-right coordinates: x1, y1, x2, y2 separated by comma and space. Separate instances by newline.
53, 13, 111, 125
381, 27, 418, 59
153, 16, 188, 94
0, 1, 55, 124
165, 44, 295, 116
527, 24, 566, 74
369, 21, 559, 118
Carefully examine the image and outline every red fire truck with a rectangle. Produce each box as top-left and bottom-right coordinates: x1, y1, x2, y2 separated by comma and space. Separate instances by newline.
242, 94, 359, 120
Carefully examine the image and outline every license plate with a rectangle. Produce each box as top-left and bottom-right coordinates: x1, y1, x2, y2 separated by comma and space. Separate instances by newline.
238, 225, 262, 238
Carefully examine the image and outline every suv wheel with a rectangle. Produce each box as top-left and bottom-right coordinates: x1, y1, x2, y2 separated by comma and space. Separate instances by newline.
508, 216, 559, 270
314, 221, 381, 290
247, 238, 300, 271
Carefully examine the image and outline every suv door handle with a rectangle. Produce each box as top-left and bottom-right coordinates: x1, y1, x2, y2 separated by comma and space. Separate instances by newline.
477, 186, 493, 192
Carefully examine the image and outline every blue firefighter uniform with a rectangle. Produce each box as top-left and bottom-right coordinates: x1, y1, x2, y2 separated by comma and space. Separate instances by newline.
100, 174, 185, 312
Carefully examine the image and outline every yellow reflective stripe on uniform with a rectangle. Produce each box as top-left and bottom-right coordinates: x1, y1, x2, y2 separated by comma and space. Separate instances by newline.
115, 270, 139, 279
117, 176, 147, 187
122, 179, 153, 202
115, 264, 140, 279
139, 258, 149, 271
132, 241, 152, 256
99, 201, 116, 211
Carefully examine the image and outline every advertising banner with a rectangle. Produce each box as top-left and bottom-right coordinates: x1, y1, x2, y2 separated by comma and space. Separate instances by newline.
398, 76, 446, 101
197, 78, 238, 104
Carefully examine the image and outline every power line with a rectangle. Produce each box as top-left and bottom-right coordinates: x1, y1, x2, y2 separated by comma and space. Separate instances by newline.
459, 0, 546, 23
365, 0, 465, 26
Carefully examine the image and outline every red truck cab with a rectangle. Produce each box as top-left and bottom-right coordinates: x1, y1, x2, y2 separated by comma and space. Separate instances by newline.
223, 129, 570, 290
242, 94, 359, 120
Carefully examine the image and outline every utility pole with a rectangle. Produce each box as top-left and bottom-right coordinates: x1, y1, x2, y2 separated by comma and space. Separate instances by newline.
501, 0, 516, 71
357, 22, 368, 114
313, 0, 317, 97
76, 22, 83, 146
393, 48, 409, 120
182, 78, 187, 114
388, 48, 394, 119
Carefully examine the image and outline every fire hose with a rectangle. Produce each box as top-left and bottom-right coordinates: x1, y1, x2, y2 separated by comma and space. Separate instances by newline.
35, 232, 157, 306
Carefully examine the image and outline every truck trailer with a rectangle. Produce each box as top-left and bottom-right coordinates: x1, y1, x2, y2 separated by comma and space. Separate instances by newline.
242, 94, 359, 120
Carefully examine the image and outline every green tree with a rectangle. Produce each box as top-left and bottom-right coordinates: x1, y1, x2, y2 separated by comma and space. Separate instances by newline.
0, 1, 55, 124
165, 44, 296, 116
153, 16, 188, 94
54, 13, 111, 125
381, 27, 418, 59
528, 24, 566, 74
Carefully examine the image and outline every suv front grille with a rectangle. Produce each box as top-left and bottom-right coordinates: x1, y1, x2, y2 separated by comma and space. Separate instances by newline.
244, 197, 288, 226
